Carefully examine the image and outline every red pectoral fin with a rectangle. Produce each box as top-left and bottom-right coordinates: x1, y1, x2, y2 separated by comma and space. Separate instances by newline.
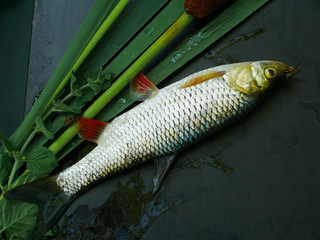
130, 72, 158, 101
181, 70, 226, 88
76, 117, 109, 143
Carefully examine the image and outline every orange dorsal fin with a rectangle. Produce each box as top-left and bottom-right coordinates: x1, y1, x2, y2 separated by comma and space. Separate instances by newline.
130, 72, 158, 101
76, 117, 109, 143
181, 70, 226, 88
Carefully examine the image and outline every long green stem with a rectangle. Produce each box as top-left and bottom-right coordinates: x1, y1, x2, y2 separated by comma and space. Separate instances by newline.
20, 130, 37, 155
48, 12, 194, 155
43, 0, 130, 114
7, 152, 21, 189
6, 130, 36, 189
9, 1, 118, 149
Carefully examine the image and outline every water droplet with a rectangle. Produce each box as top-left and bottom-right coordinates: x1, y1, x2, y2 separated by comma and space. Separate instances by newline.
117, 98, 127, 104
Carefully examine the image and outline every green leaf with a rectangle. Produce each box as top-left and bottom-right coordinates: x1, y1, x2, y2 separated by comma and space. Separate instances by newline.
70, 72, 82, 97
35, 116, 54, 140
26, 147, 58, 174
150, 0, 269, 85
98, 0, 185, 81
0, 129, 14, 153
85, 67, 105, 94
0, 150, 13, 186
0, 198, 38, 239
75, 0, 169, 85
10, 172, 47, 189
44, 225, 58, 237
98, 0, 270, 118
52, 102, 81, 114
87, 79, 102, 95
95, 67, 104, 84
75, 88, 96, 107
9, 0, 118, 149
85, 67, 104, 84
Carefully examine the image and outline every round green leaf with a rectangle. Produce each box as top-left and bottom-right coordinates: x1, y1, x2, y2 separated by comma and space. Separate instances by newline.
26, 147, 58, 174
0, 198, 38, 239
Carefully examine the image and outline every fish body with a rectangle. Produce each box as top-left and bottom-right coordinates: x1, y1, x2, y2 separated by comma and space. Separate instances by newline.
55, 61, 294, 196
5, 61, 294, 238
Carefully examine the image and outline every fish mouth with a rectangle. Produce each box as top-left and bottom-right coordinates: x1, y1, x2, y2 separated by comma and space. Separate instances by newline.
283, 66, 295, 78
272, 61, 296, 78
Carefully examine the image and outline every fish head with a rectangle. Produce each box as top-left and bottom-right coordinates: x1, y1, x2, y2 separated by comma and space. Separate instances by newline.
225, 61, 294, 95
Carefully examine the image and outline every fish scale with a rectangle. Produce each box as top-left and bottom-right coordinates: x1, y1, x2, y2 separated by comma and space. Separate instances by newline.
56, 74, 256, 196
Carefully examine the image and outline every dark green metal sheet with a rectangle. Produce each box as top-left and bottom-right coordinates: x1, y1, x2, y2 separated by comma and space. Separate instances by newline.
0, 0, 34, 136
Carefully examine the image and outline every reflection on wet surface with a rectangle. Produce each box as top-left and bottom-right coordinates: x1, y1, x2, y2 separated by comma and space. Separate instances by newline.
56, 173, 182, 239
55, 152, 232, 240
173, 151, 233, 176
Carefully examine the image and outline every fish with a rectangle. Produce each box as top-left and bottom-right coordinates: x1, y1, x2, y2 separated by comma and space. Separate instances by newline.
4, 61, 294, 238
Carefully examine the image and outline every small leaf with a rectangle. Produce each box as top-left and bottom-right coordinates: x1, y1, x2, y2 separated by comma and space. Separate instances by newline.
52, 102, 81, 114
95, 67, 104, 84
10, 172, 47, 189
87, 79, 102, 94
35, 116, 54, 140
101, 73, 113, 90
104, 72, 114, 81
0, 198, 38, 239
40, 128, 54, 140
70, 72, 82, 97
0, 129, 14, 152
26, 147, 58, 174
85, 67, 103, 83
85, 67, 109, 93
0, 150, 13, 185
75, 88, 95, 107
44, 225, 58, 237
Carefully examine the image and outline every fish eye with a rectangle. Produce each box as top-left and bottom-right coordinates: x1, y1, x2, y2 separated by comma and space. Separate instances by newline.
264, 67, 277, 79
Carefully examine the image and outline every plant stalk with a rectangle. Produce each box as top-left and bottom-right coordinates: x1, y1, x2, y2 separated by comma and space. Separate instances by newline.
48, 12, 194, 155
7, 152, 22, 189
43, 0, 130, 114
20, 130, 37, 155
8, 0, 127, 150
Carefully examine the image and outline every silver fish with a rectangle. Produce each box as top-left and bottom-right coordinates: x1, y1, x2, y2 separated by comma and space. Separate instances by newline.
5, 60, 294, 237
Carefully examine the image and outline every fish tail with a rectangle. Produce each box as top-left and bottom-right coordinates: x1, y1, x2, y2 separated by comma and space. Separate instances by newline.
4, 175, 72, 239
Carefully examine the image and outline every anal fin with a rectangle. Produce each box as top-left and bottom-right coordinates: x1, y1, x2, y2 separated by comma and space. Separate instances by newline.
153, 155, 176, 194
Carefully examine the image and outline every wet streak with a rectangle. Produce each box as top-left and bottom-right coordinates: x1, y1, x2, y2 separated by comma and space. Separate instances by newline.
205, 28, 265, 65
173, 153, 233, 176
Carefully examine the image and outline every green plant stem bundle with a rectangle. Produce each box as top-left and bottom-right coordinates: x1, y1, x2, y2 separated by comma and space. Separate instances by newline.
43, 0, 130, 114
8, 0, 122, 149
49, 12, 194, 155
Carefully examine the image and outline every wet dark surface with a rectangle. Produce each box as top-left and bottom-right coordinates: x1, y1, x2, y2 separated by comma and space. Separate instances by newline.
2, 0, 320, 239
0, 0, 34, 136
